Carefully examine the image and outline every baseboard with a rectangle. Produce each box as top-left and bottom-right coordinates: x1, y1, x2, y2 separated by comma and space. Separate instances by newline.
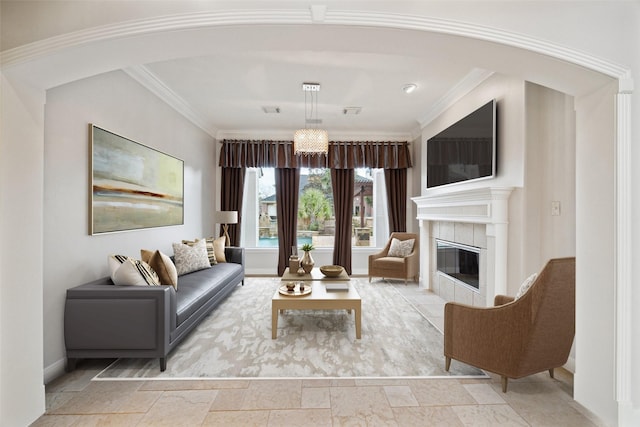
44, 358, 66, 384
563, 356, 575, 374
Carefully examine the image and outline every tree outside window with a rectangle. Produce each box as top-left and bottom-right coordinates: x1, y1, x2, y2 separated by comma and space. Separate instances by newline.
255, 167, 376, 248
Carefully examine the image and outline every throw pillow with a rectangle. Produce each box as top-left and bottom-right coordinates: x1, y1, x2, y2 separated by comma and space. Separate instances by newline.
172, 239, 211, 276
515, 273, 538, 299
108, 254, 130, 278
141, 249, 178, 290
387, 238, 415, 258
204, 237, 218, 265
108, 255, 161, 287
213, 236, 227, 263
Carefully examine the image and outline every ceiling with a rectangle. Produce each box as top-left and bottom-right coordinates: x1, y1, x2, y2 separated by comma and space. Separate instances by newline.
3, 12, 614, 141
124, 22, 611, 141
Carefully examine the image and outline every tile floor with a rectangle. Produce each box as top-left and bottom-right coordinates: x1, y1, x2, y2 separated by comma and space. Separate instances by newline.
33, 281, 606, 426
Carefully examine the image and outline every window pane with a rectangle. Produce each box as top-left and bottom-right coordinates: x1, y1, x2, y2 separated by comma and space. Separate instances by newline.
251, 167, 380, 249
353, 168, 374, 247
298, 168, 334, 248
258, 168, 277, 247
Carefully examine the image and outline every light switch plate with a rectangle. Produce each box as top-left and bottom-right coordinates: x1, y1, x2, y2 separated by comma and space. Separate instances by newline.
551, 201, 561, 216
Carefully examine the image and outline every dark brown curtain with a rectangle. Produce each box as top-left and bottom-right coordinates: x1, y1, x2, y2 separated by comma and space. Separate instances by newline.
331, 168, 354, 275
384, 168, 407, 232
220, 167, 246, 246
220, 139, 411, 170
275, 168, 300, 275
219, 139, 326, 169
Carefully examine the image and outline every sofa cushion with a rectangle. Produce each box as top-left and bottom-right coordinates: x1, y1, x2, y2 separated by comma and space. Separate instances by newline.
174, 262, 243, 325
172, 239, 211, 276
141, 249, 178, 290
373, 256, 406, 270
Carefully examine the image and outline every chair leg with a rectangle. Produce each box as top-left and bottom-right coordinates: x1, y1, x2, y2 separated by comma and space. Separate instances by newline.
501, 376, 508, 393
549, 368, 555, 379
445, 357, 451, 372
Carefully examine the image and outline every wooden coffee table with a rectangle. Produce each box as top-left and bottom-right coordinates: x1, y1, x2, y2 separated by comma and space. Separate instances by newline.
272, 281, 361, 339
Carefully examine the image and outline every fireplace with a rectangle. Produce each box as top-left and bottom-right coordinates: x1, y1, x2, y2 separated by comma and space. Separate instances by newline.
413, 187, 514, 307
436, 239, 480, 291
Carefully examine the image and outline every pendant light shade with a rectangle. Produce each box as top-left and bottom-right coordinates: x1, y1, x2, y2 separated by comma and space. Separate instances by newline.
294, 128, 329, 155
294, 82, 328, 156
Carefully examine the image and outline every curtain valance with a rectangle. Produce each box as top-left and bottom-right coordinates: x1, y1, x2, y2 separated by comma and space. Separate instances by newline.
219, 139, 412, 169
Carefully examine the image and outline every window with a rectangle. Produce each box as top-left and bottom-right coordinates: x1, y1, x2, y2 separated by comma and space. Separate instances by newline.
241, 167, 387, 249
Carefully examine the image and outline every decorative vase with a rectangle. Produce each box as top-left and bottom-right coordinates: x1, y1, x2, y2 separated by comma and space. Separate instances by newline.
300, 250, 315, 273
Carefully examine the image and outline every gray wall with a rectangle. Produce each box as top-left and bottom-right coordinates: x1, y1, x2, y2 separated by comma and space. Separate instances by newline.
43, 70, 215, 374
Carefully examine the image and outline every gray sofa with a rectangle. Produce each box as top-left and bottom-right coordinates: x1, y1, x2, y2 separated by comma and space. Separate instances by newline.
64, 247, 244, 371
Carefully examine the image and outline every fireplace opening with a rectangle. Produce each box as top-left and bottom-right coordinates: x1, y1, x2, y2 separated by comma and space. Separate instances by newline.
436, 239, 480, 290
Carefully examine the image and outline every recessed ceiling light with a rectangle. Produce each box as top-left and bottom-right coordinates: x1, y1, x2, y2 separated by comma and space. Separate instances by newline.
343, 107, 362, 115
402, 83, 418, 94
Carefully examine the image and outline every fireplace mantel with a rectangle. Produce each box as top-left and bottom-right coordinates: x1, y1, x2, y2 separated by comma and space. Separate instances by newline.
412, 187, 513, 224
412, 187, 514, 305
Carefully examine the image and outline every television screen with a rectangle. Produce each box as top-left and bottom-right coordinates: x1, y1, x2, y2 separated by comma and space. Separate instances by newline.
427, 100, 496, 188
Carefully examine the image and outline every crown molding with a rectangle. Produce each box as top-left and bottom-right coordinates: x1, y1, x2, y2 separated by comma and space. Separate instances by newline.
123, 65, 218, 137
1, 9, 630, 84
417, 68, 494, 128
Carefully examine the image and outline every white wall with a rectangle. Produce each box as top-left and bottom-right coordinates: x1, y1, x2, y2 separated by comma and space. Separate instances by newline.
0, 73, 46, 427
574, 81, 617, 426
420, 74, 531, 289
522, 82, 576, 276
42, 70, 215, 377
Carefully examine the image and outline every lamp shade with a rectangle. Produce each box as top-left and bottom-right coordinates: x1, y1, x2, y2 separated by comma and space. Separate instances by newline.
216, 210, 238, 224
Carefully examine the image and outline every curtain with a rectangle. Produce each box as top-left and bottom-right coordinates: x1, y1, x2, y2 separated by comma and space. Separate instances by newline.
220, 139, 411, 170
275, 168, 300, 276
331, 168, 354, 275
220, 167, 246, 246
384, 168, 407, 232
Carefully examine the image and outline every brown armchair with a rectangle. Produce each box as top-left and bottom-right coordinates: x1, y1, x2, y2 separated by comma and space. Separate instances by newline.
444, 257, 575, 392
368, 232, 419, 284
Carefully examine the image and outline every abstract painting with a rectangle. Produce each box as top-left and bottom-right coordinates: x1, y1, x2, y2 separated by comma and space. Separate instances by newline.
90, 124, 184, 234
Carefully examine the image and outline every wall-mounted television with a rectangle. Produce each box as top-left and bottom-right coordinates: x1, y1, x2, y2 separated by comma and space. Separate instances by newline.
426, 99, 497, 189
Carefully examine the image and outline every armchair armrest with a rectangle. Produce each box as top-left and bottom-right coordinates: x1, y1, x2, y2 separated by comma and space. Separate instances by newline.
444, 300, 530, 375
494, 294, 515, 306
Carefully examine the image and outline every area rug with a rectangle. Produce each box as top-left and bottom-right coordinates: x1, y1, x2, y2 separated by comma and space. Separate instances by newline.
97, 277, 484, 379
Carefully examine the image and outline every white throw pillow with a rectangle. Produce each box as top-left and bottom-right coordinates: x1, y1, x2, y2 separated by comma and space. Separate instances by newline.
173, 238, 211, 276
515, 273, 538, 299
108, 254, 161, 287
387, 238, 415, 258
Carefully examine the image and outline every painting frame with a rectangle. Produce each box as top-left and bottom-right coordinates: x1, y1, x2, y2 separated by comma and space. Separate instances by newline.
89, 124, 184, 235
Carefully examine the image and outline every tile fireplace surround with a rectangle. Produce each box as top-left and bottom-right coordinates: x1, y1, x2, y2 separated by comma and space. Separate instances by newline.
412, 187, 513, 307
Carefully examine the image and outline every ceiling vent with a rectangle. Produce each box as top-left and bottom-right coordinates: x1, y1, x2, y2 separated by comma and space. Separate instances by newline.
262, 106, 281, 114
343, 107, 362, 115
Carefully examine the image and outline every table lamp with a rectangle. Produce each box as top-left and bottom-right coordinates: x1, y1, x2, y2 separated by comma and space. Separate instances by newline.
216, 211, 238, 246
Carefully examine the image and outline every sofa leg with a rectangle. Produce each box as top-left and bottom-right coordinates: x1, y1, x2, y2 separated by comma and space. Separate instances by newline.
160, 358, 166, 372
501, 376, 508, 393
369, 276, 371, 283
445, 357, 451, 372
549, 368, 555, 379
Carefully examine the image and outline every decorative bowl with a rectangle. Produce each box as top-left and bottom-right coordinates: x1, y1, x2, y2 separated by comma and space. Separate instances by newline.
320, 265, 344, 277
